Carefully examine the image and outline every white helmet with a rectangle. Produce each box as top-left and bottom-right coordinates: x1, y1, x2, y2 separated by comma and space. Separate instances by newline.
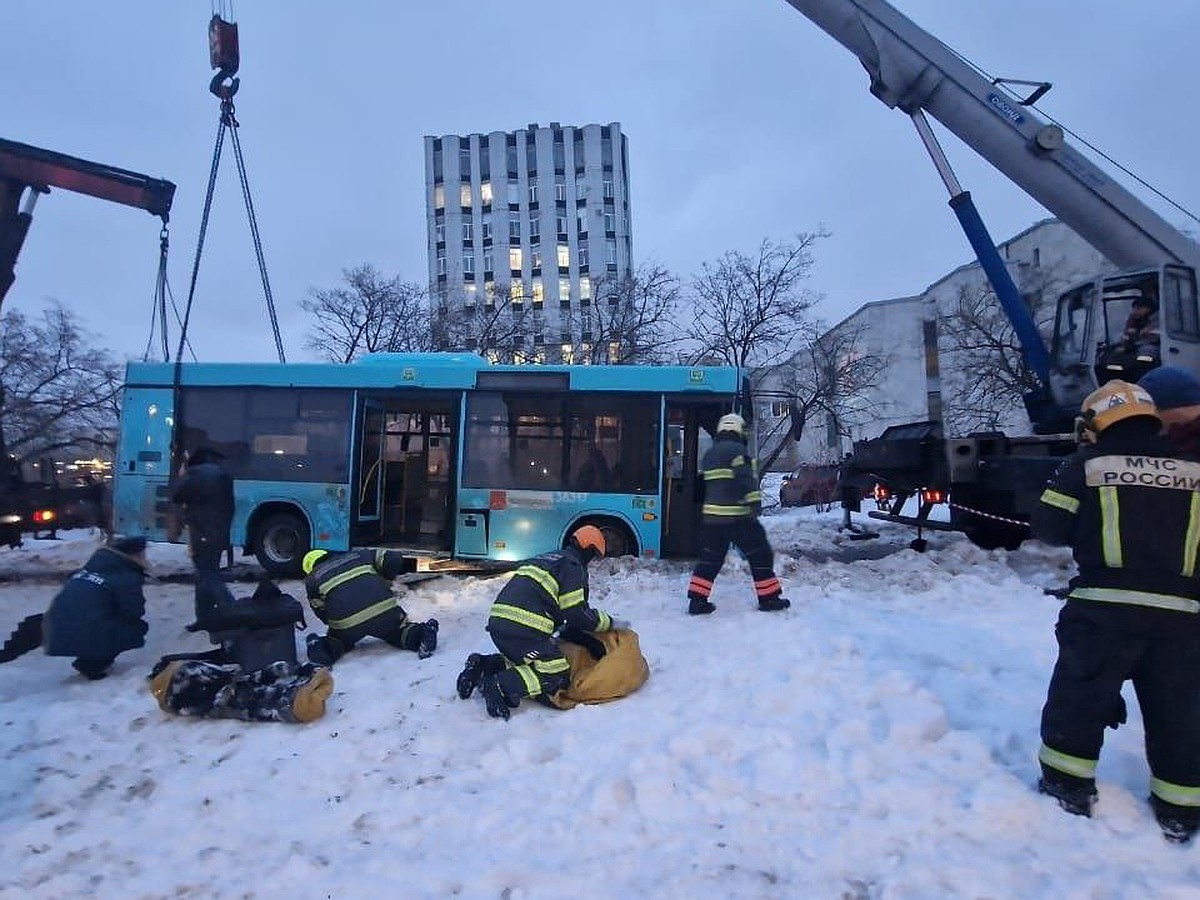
717, 412, 746, 437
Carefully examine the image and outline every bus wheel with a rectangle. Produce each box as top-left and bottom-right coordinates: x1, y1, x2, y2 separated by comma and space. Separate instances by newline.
596, 522, 635, 559
254, 511, 310, 578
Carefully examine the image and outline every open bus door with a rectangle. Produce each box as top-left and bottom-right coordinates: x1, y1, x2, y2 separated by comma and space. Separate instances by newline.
660, 400, 723, 557
353, 396, 457, 553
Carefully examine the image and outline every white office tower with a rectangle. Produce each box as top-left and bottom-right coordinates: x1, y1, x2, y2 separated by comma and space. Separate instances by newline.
424, 122, 633, 363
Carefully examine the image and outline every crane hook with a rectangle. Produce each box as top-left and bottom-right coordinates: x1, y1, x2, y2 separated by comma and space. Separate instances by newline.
208, 14, 240, 101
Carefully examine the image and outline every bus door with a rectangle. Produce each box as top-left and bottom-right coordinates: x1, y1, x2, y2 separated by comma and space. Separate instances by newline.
355, 400, 386, 540
661, 401, 723, 557
375, 402, 456, 552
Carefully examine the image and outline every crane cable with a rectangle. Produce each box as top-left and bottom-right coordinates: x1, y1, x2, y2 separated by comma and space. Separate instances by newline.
945, 44, 1200, 229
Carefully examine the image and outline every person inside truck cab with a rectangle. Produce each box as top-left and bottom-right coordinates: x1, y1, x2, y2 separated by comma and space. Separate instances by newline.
1121, 296, 1160, 362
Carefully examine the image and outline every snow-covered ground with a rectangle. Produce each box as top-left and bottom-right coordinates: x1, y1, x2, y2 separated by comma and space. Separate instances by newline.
1, 501, 1197, 898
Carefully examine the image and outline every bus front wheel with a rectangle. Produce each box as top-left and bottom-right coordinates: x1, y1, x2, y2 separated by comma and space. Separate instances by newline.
254, 511, 310, 578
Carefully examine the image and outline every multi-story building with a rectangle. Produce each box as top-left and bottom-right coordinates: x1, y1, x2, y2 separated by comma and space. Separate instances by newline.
423, 122, 634, 363
758, 218, 1111, 470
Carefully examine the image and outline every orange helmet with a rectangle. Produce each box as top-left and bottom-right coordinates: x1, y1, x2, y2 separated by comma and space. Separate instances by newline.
1081, 380, 1159, 434
571, 524, 606, 558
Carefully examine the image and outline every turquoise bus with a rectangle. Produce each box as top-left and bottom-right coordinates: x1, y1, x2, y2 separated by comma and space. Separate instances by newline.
113, 353, 747, 575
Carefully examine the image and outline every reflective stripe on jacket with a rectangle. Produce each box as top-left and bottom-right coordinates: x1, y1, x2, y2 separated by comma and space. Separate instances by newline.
304, 548, 408, 635
1031, 425, 1200, 611
700, 436, 762, 523
488, 545, 611, 635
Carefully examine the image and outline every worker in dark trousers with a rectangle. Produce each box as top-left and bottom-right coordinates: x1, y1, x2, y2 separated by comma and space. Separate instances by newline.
457, 525, 629, 720
686, 412, 788, 615
170, 446, 235, 627
1032, 380, 1200, 843
301, 548, 438, 668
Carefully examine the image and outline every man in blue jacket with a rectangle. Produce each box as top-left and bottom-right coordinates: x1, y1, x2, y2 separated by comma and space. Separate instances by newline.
43, 535, 151, 679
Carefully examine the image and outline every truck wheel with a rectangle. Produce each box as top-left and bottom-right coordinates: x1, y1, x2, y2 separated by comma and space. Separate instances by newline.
964, 522, 1025, 552
254, 511, 310, 577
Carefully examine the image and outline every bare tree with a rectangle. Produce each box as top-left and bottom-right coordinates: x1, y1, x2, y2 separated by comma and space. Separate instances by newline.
568, 263, 683, 364
0, 302, 123, 464
437, 281, 533, 362
686, 232, 827, 368
755, 321, 887, 470
301, 264, 433, 362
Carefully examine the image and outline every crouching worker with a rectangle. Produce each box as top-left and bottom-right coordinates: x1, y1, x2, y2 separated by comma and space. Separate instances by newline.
301, 548, 438, 668
150, 659, 333, 724
457, 525, 631, 720
0, 535, 150, 679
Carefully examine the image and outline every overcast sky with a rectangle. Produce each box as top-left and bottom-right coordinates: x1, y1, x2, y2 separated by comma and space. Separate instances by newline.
3, 1, 1197, 363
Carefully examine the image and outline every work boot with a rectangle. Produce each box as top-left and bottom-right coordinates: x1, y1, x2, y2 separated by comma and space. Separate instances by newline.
416, 619, 439, 659
758, 595, 791, 612
457, 653, 487, 699
1150, 795, 1200, 844
480, 674, 519, 720
688, 598, 716, 615
305, 633, 344, 669
1038, 775, 1097, 818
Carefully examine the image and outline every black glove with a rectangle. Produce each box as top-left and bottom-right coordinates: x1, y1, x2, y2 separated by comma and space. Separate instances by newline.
560, 625, 606, 660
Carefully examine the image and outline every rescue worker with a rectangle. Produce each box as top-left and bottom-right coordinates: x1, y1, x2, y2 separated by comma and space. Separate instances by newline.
459, 525, 629, 720
43, 536, 150, 679
1139, 366, 1200, 456
1031, 380, 1200, 843
301, 548, 438, 668
170, 446, 235, 627
686, 412, 788, 615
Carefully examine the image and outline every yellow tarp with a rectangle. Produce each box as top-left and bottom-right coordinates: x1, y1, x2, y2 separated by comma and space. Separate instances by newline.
548, 628, 649, 710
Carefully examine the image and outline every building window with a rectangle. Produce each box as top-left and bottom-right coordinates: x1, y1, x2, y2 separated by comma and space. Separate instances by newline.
601, 134, 613, 169
436, 252, 447, 276
432, 145, 443, 183
459, 147, 471, 178
559, 276, 570, 300
603, 179, 614, 199
579, 248, 589, 270
509, 214, 521, 239
606, 240, 618, 266
528, 178, 538, 204
556, 214, 569, 236
483, 251, 494, 274
532, 278, 544, 305
460, 183, 472, 208
484, 281, 497, 305
463, 254, 475, 274
555, 179, 567, 202
604, 212, 615, 233
608, 341, 621, 363
507, 179, 520, 203
509, 248, 522, 271
557, 244, 570, 268
433, 184, 445, 210
463, 283, 478, 307
462, 222, 473, 242
579, 276, 591, 301
531, 248, 542, 270
480, 181, 493, 205
561, 343, 575, 364
506, 145, 518, 177
526, 138, 537, 174
529, 217, 540, 242
481, 218, 492, 242
434, 222, 445, 244
577, 210, 587, 235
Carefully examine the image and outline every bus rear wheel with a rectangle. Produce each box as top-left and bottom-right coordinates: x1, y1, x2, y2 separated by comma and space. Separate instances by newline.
254, 511, 310, 578
597, 521, 635, 559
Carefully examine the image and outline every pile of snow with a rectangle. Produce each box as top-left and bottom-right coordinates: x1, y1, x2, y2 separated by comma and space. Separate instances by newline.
1, 512, 1196, 897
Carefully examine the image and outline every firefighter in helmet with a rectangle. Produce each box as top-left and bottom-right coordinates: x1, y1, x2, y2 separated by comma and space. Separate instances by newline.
301, 548, 438, 667
1032, 380, 1200, 843
686, 412, 788, 615
457, 524, 630, 719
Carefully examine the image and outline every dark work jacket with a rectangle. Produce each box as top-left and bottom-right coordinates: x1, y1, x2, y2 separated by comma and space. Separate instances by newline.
700, 435, 763, 524
304, 549, 408, 642
170, 461, 235, 544
1031, 421, 1200, 612
489, 546, 611, 636
43, 547, 148, 659
1164, 417, 1200, 458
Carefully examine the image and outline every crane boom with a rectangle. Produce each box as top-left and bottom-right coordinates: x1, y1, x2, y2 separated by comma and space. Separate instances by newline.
782, 0, 1200, 271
